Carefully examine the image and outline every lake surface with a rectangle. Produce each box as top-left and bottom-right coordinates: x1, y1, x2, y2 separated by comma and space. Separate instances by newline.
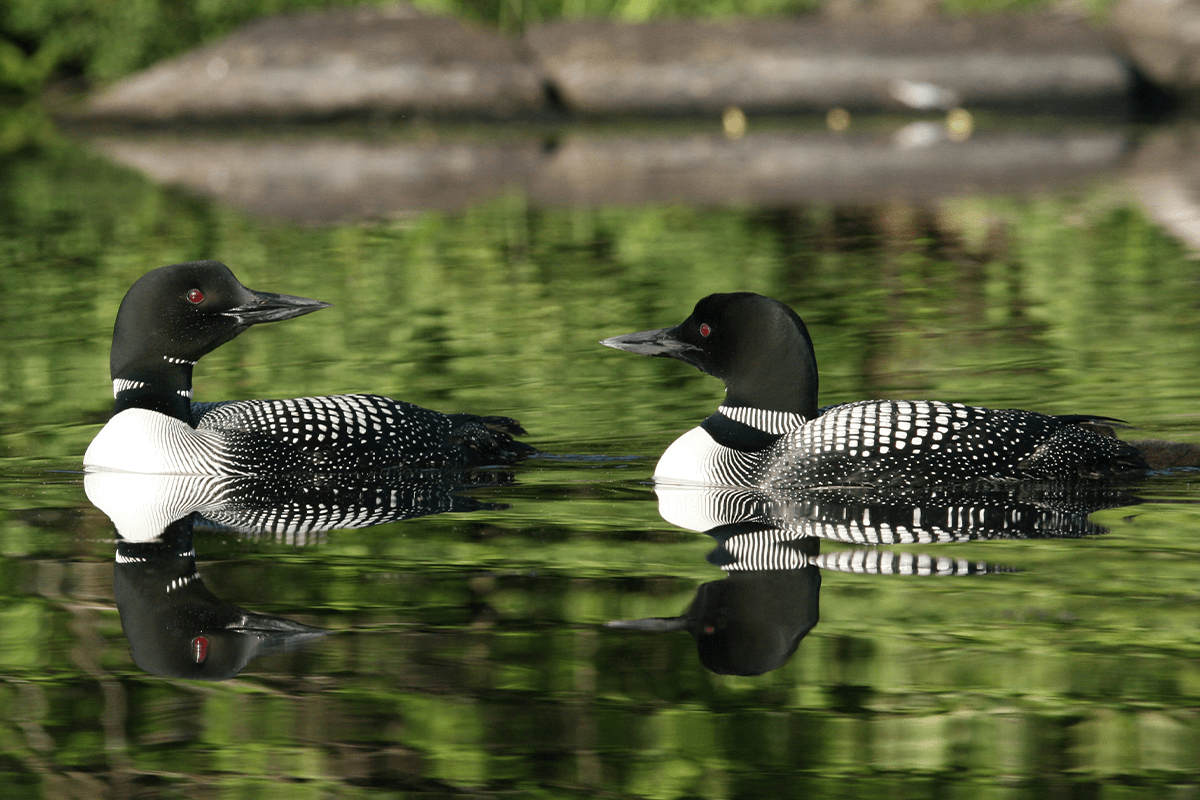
2, 114, 1200, 798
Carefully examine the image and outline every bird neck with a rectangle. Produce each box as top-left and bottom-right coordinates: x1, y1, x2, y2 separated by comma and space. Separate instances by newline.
722, 332, 819, 419
112, 359, 196, 423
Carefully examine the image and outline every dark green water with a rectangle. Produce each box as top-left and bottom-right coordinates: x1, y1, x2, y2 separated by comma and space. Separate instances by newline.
2, 120, 1200, 798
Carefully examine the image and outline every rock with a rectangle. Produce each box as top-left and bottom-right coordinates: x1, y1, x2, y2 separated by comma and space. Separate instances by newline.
88, 5, 548, 121
1128, 438, 1200, 469
1112, 0, 1200, 99
1125, 126, 1200, 252
524, 16, 1131, 115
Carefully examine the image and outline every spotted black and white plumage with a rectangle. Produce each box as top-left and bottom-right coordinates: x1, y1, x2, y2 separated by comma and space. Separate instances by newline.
602, 292, 1149, 489
85, 469, 509, 549
762, 400, 1146, 489
656, 482, 1133, 547
198, 475, 486, 544
84, 261, 533, 476
709, 524, 1002, 576
190, 394, 530, 475
763, 484, 1126, 543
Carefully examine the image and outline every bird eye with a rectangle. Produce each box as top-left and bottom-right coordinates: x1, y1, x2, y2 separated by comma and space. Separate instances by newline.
191, 635, 209, 663
699, 323, 712, 337
186, 288, 205, 304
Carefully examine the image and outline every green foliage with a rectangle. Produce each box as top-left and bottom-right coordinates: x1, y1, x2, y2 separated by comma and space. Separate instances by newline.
0, 0, 386, 95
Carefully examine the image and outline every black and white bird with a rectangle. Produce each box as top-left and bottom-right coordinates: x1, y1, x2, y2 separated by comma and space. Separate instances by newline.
602, 292, 1149, 489
84, 261, 533, 476
114, 514, 327, 681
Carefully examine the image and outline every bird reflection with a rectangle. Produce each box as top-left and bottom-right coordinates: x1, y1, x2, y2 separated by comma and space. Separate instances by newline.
87, 468, 512, 679
610, 482, 1139, 676
611, 526, 823, 676
113, 513, 326, 680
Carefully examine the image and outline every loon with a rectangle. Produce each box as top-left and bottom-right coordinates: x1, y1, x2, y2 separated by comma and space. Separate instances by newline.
602, 292, 1149, 489
114, 514, 327, 680
84, 261, 533, 475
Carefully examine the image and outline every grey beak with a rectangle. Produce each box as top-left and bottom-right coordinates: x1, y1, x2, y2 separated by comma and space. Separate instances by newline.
223, 289, 331, 326
601, 325, 699, 358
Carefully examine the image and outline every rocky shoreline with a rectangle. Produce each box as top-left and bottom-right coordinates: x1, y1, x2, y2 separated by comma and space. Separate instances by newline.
70, 2, 1200, 250
79, 2, 1192, 123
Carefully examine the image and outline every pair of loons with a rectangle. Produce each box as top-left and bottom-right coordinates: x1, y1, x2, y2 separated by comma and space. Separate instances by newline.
85, 262, 1150, 486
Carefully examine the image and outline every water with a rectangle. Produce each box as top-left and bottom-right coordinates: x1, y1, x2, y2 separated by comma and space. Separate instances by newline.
2, 116, 1200, 798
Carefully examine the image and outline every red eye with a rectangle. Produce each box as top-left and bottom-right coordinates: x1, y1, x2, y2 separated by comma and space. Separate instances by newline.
186, 288, 204, 304
699, 323, 711, 337
191, 635, 209, 663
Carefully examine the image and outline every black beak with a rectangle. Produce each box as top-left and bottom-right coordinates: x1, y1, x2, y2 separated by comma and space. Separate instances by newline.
227, 612, 327, 638
225, 612, 329, 661
600, 325, 700, 359
223, 289, 331, 326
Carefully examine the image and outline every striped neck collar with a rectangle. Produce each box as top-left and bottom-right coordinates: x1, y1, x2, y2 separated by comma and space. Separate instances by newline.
717, 405, 807, 434
113, 379, 192, 401
701, 406, 809, 453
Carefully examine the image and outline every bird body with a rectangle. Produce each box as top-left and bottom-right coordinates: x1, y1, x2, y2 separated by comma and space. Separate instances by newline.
603, 292, 1147, 489
85, 261, 531, 476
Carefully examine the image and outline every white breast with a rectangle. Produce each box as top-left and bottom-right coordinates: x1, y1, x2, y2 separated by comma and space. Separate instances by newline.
84, 471, 235, 541
84, 408, 232, 475
653, 425, 762, 487
655, 483, 771, 532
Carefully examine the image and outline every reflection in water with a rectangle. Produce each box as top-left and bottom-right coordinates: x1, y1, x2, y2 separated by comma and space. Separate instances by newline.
610, 526, 824, 677
86, 468, 512, 678
114, 514, 326, 681
89, 129, 1126, 224
85, 469, 509, 545
655, 482, 1139, 543
611, 482, 1139, 676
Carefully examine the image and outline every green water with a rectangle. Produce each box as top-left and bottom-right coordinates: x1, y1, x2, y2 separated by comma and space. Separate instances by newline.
2, 122, 1200, 798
